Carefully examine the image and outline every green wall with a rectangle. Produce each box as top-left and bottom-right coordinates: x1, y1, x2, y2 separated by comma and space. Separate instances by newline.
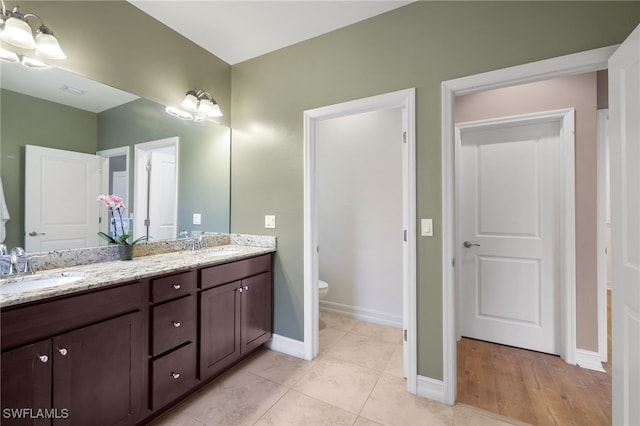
98, 98, 230, 235
229, 1, 640, 380
0, 89, 97, 248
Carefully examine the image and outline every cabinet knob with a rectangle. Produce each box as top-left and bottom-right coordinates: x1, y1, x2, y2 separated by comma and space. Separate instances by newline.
58, 348, 68, 356
243, 285, 249, 291
172, 321, 181, 328
236, 287, 243, 293
38, 355, 49, 363
171, 372, 180, 380
172, 284, 181, 290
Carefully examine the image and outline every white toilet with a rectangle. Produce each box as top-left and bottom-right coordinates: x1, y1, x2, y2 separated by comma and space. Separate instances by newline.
318, 279, 329, 299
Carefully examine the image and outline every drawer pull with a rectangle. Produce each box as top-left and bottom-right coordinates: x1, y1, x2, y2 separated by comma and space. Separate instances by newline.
38, 355, 48, 363
172, 284, 181, 290
58, 348, 68, 356
172, 321, 181, 328
243, 285, 249, 291
171, 372, 180, 380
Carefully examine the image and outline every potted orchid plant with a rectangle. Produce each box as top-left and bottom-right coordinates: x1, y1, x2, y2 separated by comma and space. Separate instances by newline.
96, 194, 147, 260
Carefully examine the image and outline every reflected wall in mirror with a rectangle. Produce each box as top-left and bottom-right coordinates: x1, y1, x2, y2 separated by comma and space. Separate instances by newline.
0, 61, 231, 251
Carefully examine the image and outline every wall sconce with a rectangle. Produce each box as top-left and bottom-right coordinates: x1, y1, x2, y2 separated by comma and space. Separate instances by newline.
166, 89, 223, 121
0, 0, 66, 64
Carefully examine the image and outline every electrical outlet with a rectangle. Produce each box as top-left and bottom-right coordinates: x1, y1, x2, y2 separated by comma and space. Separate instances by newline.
265, 215, 276, 229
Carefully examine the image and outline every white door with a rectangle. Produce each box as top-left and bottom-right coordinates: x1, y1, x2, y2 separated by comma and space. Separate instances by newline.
609, 23, 640, 426
457, 112, 572, 355
133, 138, 178, 242
110, 171, 129, 237
25, 145, 100, 251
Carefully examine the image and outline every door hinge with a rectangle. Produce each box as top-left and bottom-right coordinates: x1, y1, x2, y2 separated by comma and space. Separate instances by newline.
452, 258, 455, 267
404, 329, 407, 342
403, 230, 407, 242
403, 131, 407, 143
144, 219, 150, 227
98, 217, 102, 224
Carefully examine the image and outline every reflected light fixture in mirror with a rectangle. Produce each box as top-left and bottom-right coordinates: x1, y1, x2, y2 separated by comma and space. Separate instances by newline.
0, 0, 66, 62
166, 89, 223, 122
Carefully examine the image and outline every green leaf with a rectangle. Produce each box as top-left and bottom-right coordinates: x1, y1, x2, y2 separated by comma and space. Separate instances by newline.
97, 232, 117, 244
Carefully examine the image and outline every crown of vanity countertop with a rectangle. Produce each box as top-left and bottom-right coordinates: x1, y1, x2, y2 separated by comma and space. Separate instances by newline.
0, 240, 275, 308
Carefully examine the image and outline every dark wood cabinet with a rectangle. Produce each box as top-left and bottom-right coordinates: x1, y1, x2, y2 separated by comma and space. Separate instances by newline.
1, 282, 145, 426
1, 252, 273, 426
1, 340, 52, 426
199, 255, 272, 381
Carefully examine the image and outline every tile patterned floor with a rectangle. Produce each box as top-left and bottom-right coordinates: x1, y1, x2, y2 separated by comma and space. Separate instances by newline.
150, 311, 526, 426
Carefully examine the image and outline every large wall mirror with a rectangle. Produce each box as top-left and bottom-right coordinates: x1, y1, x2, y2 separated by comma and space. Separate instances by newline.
1, 61, 231, 251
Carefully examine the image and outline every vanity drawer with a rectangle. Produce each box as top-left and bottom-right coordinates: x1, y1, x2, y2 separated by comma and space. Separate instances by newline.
151, 295, 196, 356
151, 343, 196, 410
151, 270, 196, 303
200, 254, 271, 290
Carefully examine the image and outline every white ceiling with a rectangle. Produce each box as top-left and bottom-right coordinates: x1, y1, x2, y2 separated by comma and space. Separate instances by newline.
128, 0, 414, 65
0, 61, 139, 113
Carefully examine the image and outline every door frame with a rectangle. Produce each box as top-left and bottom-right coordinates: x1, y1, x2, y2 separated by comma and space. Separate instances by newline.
97, 146, 130, 239
596, 108, 610, 363
133, 137, 179, 242
441, 45, 617, 405
303, 88, 417, 393
455, 108, 576, 355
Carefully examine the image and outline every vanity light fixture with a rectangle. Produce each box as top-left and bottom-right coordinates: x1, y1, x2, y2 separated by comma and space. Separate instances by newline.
0, 0, 66, 61
166, 89, 223, 122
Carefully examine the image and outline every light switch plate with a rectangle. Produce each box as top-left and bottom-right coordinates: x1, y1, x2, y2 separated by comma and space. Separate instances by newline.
193, 213, 201, 225
421, 218, 433, 236
265, 215, 276, 229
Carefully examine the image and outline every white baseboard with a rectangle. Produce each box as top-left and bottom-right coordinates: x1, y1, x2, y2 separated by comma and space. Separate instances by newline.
265, 334, 306, 359
416, 375, 447, 404
319, 301, 402, 328
576, 349, 606, 372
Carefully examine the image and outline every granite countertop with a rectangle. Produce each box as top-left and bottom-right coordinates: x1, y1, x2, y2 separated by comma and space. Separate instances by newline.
0, 244, 275, 308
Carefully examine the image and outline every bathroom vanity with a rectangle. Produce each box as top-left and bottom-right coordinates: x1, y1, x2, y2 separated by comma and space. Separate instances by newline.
0, 242, 274, 425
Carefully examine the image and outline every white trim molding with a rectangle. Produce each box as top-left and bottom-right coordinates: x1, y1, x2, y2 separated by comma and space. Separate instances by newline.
596, 109, 610, 363
265, 334, 306, 359
320, 301, 403, 329
441, 45, 616, 406
416, 376, 446, 404
576, 349, 607, 372
303, 88, 417, 394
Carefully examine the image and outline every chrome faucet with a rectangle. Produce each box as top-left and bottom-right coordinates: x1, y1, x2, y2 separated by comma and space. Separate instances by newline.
0, 247, 34, 277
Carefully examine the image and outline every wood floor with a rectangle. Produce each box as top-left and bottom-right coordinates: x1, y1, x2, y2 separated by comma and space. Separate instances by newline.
457, 291, 612, 425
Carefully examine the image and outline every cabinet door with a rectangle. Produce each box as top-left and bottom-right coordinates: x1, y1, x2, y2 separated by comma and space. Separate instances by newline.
1, 340, 52, 426
200, 281, 241, 380
52, 312, 144, 426
241, 272, 273, 354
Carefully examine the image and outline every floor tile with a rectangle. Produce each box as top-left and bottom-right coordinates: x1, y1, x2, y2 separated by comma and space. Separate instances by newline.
319, 325, 346, 354
243, 348, 313, 387
360, 373, 453, 426
294, 356, 380, 414
176, 369, 288, 425
255, 389, 357, 426
354, 416, 384, 426
383, 345, 404, 378
350, 321, 403, 345
148, 409, 205, 426
328, 332, 396, 371
319, 310, 358, 332
453, 404, 526, 426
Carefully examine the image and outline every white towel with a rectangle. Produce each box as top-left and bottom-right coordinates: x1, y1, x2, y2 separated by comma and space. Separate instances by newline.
0, 177, 9, 243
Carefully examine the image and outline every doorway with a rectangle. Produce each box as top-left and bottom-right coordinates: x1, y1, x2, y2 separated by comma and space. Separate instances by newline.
455, 109, 575, 356
441, 45, 617, 405
97, 146, 130, 241
133, 137, 179, 242
303, 88, 417, 393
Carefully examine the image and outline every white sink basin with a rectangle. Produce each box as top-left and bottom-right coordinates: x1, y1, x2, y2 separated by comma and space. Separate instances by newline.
0, 272, 86, 294
208, 247, 242, 257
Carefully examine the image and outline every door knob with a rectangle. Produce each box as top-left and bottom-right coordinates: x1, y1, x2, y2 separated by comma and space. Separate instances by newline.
28, 231, 46, 237
463, 241, 480, 248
